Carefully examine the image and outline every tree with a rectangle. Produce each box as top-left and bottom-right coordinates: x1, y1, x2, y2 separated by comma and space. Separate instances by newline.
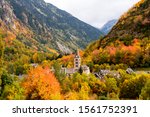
63, 73, 97, 100
0, 35, 4, 75
119, 74, 148, 99
32, 52, 46, 63
88, 75, 107, 97
140, 79, 150, 100
78, 67, 83, 74
53, 61, 65, 84
22, 66, 61, 100
0, 70, 13, 96
0, 36, 4, 95
105, 78, 119, 99
78, 82, 90, 100
1, 81, 25, 100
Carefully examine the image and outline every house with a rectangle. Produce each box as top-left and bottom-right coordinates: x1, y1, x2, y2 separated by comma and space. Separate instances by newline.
81, 65, 90, 75
126, 68, 134, 74
94, 69, 121, 80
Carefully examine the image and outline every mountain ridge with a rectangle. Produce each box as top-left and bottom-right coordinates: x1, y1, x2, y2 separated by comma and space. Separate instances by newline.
101, 19, 118, 35
0, 0, 103, 54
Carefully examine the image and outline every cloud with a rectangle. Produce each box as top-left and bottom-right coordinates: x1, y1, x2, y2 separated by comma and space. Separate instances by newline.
44, 0, 140, 28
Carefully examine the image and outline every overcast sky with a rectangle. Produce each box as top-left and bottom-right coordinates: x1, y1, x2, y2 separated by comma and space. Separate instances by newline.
44, 0, 140, 28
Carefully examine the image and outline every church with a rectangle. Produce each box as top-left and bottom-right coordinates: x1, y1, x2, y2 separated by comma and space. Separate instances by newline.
61, 50, 90, 76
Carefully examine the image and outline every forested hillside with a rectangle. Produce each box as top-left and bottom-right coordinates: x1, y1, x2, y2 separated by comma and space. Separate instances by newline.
85, 0, 150, 68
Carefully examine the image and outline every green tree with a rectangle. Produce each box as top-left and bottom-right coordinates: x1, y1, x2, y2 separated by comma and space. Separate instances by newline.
0, 36, 4, 95
0, 35, 4, 73
53, 61, 65, 84
0, 70, 13, 95
1, 81, 25, 100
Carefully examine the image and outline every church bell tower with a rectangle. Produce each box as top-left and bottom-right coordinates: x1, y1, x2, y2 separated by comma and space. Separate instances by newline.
74, 49, 81, 70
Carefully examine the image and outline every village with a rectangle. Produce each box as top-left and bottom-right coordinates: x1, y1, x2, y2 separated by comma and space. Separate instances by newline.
18, 50, 149, 80
57, 50, 150, 80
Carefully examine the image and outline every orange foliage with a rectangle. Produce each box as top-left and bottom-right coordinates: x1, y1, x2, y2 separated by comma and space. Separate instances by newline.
79, 50, 84, 57
5, 31, 16, 45
107, 39, 141, 56
121, 39, 140, 54
60, 54, 74, 63
22, 66, 61, 100
106, 47, 117, 56
92, 49, 100, 56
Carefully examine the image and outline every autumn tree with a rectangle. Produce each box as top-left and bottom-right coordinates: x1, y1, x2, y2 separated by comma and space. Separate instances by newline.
119, 74, 148, 99
32, 52, 46, 63
22, 66, 61, 100
88, 75, 107, 97
62, 73, 92, 100
78, 82, 90, 100
105, 78, 119, 99
140, 78, 150, 100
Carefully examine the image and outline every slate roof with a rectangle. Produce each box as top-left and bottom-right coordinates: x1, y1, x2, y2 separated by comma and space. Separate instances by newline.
66, 68, 75, 74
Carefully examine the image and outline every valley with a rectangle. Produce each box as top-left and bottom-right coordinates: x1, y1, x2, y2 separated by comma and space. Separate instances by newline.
0, 0, 150, 100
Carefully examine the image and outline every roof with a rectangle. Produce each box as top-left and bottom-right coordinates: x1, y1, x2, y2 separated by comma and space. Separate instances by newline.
126, 68, 134, 74
94, 69, 121, 79
66, 68, 75, 74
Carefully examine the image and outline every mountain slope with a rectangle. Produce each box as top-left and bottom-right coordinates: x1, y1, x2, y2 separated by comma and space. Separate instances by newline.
101, 19, 118, 35
87, 0, 150, 50
3, 0, 103, 54
84, 0, 150, 67
104, 0, 150, 44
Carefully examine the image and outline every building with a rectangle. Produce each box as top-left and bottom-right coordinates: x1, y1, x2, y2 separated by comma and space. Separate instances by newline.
61, 49, 90, 76
94, 69, 121, 80
74, 49, 81, 71
126, 68, 134, 74
81, 65, 90, 75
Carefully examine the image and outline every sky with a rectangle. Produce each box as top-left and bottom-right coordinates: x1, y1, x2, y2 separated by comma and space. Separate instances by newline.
44, 0, 140, 28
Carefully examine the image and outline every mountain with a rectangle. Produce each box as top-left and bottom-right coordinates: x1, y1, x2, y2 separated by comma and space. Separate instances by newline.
104, 0, 150, 45
0, 0, 103, 54
87, 0, 150, 50
84, 0, 150, 67
101, 19, 118, 35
